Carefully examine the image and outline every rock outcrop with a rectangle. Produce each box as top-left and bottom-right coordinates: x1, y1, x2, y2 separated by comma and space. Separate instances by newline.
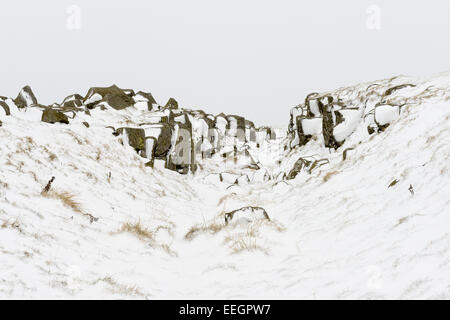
41, 108, 70, 124
5, 77, 418, 181
14, 85, 38, 108
0, 73, 445, 184
283, 76, 432, 182
0, 85, 277, 176
287, 80, 418, 151
164, 98, 179, 110
83, 85, 135, 110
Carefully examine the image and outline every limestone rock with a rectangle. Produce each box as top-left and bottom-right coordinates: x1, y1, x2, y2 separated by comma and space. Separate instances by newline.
0, 100, 10, 116
61, 94, 84, 110
117, 127, 146, 151
287, 157, 312, 180
322, 104, 342, 149
14, 86, 37, 108
84, 85, 134, 110
41, 108, 69, 124
164, 98, 179, 110
134, 91, 158, 111
154, 123, 173, 159
135, 91, 157, 105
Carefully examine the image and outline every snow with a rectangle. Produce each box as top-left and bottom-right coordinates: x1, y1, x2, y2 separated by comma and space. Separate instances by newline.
133, 101, 150, 111
333, 109, 363, 142
215, 116, 227, 135
5, 99, 19, 115
0, 72, 450, 299
301, 117, 322, 135
375, 105, 400, 126
62, 94, 79, 103
84, 93, 102, 105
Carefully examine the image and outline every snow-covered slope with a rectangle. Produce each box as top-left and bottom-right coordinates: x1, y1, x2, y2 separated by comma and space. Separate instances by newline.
0, 72, 449, 299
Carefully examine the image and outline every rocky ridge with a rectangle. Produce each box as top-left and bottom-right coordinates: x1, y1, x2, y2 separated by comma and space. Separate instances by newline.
0, 85, 276, 177
1, 73, 449, 184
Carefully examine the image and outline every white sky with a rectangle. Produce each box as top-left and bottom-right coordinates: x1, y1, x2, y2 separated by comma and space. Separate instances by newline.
0, 0, 449, 126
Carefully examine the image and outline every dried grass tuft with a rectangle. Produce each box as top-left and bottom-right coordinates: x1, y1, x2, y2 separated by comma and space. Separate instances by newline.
323, 170, 338, 182
96, 276, 144, 296
184, 222, 225, 241
42, 189, 98, 223
46, 191, 82, 213
118, 220, 177, 256
120, 220, 154, 242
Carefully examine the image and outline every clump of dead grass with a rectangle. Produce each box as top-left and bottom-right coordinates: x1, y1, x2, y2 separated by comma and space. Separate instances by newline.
224, 224, 269, 255
217, 192, 238, 206
184, 221, 226, 241
120, 220, 154, 242
323, 170, 339, 182
48, 152, 58, 161
185, 212, 285, 257
42, 189, 98, 223
83, 171, 99, 183
227, 237, 268, 255
117, 220, 177, 256
46, 191, 82, 213
67, 131, 84, 145
95, 276, 144, 297
1, 218, 24, 233
185, 207, 286, 242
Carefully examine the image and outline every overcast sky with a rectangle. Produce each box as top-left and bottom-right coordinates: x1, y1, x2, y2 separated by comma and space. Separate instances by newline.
0, 0, 449, 126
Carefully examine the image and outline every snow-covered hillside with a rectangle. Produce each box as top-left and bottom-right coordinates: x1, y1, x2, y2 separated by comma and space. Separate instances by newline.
0, 71, 449, 299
